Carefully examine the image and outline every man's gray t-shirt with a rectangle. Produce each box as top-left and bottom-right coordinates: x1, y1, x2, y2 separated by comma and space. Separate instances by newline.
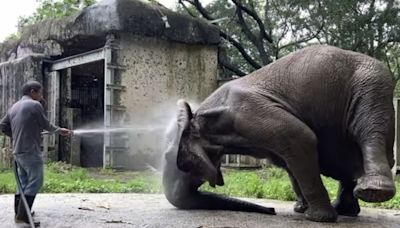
0, 96, 59, 155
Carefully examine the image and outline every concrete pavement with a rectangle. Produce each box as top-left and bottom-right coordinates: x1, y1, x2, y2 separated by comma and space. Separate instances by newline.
0, 193, 399, 228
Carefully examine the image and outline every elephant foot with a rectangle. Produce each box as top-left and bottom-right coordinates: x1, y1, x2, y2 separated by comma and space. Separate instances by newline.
354, 174, 395, 202
332, 199, 360, 217
294, 200, 308, 213
305, 205, 338, 222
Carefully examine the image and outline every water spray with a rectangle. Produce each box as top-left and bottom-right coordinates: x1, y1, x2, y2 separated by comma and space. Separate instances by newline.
72, 127, 162, 135
42, 126, 164, 136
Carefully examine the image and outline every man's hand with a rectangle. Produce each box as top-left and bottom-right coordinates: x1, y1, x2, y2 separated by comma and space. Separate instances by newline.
59, 128, 72, 136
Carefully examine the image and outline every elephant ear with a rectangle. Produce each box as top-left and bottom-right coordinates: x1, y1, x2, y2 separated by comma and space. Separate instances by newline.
176, 99, 219, 187
196, 106, 229, 118
196, 106, 231, 131
176, 99, 192, 131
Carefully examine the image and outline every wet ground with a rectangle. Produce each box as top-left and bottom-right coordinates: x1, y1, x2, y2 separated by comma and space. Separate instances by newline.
0, 193, 399, 228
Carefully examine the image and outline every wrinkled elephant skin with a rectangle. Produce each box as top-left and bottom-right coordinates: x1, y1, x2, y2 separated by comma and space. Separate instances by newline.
162, 45, 396, 223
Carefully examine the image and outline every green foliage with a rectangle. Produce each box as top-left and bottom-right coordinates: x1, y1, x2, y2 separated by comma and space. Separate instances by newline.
0, 162, 162, 194
18, 0, 97, 30
200, 168, 297, 200
202, 168, 400, 210
178, 0, 400, 80
3, 33, 20, 42
0, 169, 15, 193
2, 0, 97, 43
298, 0, 400, 82
40, 162, 162, 193
321, 176, 339, 199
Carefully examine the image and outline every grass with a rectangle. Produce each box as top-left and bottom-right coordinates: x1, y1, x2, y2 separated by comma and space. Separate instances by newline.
0, 162, 162, 194
0, 162, 399, 210
201, 168, 400, 210
201, 167, 296, 201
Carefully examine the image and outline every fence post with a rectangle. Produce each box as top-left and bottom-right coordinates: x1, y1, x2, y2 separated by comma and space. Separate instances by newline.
393, 98, 399, 176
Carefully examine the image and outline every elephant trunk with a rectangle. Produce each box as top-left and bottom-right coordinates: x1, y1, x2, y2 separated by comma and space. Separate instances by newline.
162, 163, 276, 215
168, 190, 276, 215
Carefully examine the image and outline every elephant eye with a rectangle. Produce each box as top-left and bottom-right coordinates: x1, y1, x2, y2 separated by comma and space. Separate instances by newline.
190, 129, 201, 138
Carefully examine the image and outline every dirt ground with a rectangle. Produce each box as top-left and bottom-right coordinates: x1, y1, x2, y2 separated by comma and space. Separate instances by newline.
0, 193, 399, 228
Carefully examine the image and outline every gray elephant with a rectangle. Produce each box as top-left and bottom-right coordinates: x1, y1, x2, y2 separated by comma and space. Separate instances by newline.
162, 45, 396, 222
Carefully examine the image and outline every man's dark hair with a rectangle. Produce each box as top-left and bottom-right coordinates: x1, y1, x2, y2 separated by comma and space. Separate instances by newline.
22, 81, 43, 96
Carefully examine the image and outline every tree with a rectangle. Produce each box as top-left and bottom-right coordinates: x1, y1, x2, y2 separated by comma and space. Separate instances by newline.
302, 0, 400, 79
178, 0, 400, 81
18, 0, 97, 32
178, 0, 325, 77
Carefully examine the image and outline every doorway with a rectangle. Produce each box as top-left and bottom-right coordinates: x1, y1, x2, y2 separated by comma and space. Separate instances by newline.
46, 46, 121, 168
50, 51, 107, 167
70, 61, 104, 167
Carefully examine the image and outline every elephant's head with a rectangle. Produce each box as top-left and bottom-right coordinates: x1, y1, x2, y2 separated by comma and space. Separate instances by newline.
175, 99, 225, 187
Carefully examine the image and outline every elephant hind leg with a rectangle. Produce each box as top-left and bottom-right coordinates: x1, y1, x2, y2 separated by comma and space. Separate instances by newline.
333, 180, 360, 217
287, 169, 308, 213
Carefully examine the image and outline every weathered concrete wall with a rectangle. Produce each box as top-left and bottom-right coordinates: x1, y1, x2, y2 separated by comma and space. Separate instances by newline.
0, 55, 44, 117
116, 34, 218, 169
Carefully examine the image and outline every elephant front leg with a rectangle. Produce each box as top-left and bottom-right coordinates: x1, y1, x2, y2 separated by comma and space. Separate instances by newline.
354, 143, 396, 202
333, 180, 360, 217
351, 97, 396, 203
285, 149, 337, 222
237, 108, 337, 222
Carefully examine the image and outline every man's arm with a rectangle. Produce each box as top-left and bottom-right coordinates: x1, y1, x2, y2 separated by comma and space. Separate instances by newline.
34, 102, 71, 136
0, 113, 12, 137
34, 102, 59, 133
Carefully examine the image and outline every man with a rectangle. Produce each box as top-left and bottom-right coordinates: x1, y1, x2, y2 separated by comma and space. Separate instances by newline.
0, 81, 71, 227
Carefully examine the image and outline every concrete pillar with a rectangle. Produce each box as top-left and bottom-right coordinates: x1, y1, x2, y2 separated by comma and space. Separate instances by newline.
393, 98, 399, 176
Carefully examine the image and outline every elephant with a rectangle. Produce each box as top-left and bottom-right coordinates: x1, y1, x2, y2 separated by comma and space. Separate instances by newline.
162, 45, 396, 223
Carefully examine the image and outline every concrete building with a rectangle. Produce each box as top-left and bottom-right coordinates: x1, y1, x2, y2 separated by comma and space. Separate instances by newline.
0, 0, 219, 169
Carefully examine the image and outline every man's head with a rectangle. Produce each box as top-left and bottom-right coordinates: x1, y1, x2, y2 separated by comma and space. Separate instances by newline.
22, 81, 43, 101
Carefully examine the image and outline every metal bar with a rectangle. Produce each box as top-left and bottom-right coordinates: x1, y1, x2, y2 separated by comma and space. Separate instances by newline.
49, 48, 105, 71
394, 98, 400, 173
106, 105, 126, 111
50, 71, 60, 147
105, 146, 128, 151
107, 64, 126, 70
106, 84, 126, 91
103, 46, 113, 169
43, 134, 49, 161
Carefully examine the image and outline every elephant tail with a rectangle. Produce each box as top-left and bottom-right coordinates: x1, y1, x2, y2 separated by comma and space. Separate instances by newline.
167, 190, 276, 215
